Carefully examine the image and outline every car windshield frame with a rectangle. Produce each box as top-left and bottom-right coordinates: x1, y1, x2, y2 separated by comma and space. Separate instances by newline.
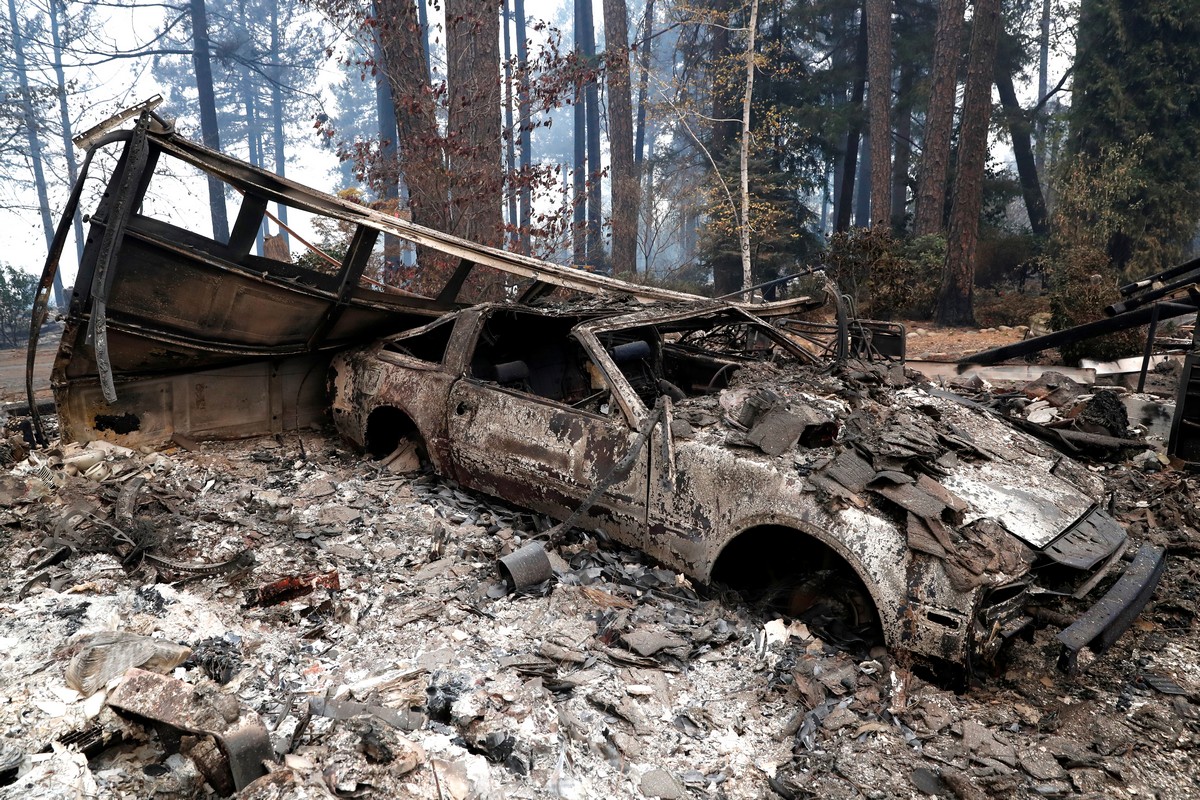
573, 304, 818, 428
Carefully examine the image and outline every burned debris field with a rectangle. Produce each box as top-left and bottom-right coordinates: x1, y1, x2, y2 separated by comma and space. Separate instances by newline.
2, 368, 1200, 799
4, 107, 1200, 799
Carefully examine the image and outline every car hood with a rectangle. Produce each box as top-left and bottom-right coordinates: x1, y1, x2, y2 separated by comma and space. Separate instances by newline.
680, 365, 1107, 554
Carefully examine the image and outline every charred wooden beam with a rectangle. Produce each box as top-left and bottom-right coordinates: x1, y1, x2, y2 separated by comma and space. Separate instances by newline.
1119, 254, 1200, 297
959, 301, 1198, 366
1107, 270, 1200, 315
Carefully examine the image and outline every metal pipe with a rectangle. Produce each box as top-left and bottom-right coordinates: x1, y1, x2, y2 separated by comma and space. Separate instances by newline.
498, 542, 553, 592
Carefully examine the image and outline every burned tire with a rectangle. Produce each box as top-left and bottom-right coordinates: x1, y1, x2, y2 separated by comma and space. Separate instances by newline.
364, 406, 428, 472
712, 526, 883, 652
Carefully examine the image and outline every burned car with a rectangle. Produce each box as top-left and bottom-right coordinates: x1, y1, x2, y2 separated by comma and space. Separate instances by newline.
29, 103, 1163, 674
330, 301, 1165, 672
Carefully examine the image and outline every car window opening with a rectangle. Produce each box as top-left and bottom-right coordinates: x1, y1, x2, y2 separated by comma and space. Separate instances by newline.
469, 311, 592, 405
383, 318, 456, 363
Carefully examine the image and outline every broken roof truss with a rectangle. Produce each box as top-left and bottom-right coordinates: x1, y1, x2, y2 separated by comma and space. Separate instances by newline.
26, 100, 819, 447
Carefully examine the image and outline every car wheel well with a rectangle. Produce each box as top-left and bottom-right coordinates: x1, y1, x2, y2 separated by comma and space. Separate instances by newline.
711, 525, 882, 643
364, 405, 422, 459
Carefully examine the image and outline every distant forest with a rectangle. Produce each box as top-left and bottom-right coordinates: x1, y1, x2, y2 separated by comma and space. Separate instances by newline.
2, 0, 1198, 333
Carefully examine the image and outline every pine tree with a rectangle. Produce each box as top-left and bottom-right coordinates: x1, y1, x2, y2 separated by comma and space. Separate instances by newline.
1070, 0, 1200, 273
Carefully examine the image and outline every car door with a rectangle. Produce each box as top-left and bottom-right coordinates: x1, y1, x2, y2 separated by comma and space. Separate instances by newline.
444, 310, 649, 540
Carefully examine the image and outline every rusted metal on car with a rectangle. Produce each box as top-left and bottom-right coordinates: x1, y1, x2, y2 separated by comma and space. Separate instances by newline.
35, 106, 449, 447
332, 300, 1165, 670
34, 102, 1165, 672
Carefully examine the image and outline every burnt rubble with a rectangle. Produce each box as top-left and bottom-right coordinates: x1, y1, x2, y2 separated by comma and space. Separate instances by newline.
1, 399, 1199, 798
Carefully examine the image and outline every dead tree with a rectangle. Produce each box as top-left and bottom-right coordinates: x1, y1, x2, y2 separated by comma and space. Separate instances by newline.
935, 0, 1001, 325
913, 0, 965, 236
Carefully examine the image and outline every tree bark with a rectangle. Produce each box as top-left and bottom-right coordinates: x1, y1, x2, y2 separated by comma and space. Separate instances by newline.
376, 0, 448, 232
10, 0, 62, 307
237, 0, 264, 254
709, 0, 738, 158
502, 0, 518, 247
739, 0, 759, 290
866, 0, 891, 227
514, 0, 531, 254
572, 0, 587, 263
855, 129, 871, 227
270, 0, 290, 249
189, 0, 230, 242
995, 61, 1048, 236
48, 0, 84, 278
709, 0, 740, 293
445, 0, 503, 246
1035, 0, 1049, 174
633, 0, 655, 168
416, 0, 431, 82
890, 55, 914, 231
913, 0, 966, 237
578, 0, 603, 265
936, 0, 1000, 326
835, 16, 868, 232
604, 0, 638, 275
371, 9, 403, 282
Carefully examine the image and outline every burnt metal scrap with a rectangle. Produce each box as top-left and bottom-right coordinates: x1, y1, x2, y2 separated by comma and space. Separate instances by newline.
330, 300, 1166, 670
2, 416, 1195, 796
960, 255, 1200, 468
107, 667, 273, 793
20, 100, 1168, 681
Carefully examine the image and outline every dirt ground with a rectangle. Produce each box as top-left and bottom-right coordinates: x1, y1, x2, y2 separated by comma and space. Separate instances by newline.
904, 323, 1034, 361
0, 334, 57, 405
1, 325, 1198, 799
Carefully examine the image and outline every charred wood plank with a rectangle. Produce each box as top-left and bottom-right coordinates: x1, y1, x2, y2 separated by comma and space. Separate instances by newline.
959, 301, 1197, 366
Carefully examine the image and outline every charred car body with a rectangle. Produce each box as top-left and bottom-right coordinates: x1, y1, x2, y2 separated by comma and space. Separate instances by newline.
330, 301, 1165, 671
33, 102, 1165, 673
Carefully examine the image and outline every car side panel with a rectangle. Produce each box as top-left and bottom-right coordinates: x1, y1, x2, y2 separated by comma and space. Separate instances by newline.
446, 379, 649, 539
329, 347, 458, 472
644, 436, 982, 661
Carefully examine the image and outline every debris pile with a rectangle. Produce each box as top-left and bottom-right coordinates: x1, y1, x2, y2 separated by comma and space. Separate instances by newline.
0, 422, 1197, 798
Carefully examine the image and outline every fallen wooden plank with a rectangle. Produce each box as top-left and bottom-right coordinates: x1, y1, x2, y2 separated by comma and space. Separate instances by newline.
908, 361, 1097, 385
1079, 354, 1184, 376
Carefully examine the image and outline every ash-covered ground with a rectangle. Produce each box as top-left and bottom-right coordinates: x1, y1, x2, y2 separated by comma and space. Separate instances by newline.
1, 416, 1198, 799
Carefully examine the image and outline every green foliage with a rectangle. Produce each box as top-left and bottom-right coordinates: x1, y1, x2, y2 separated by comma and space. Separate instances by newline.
1046, 248, 1143, 364
1070, 0, 1200, 274
1052, 137, 1149, 274
1044, 139, 1146, 363
981, 162, 1024, 231
697, 141, 821, 296
973, 287, 1049, 328
825, 229, 943, 319
0, 264, 37, 348
975, 232, 1041, 288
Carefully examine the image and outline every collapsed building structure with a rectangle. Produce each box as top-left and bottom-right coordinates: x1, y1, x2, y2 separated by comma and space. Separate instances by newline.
6, 99, 1196, 798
